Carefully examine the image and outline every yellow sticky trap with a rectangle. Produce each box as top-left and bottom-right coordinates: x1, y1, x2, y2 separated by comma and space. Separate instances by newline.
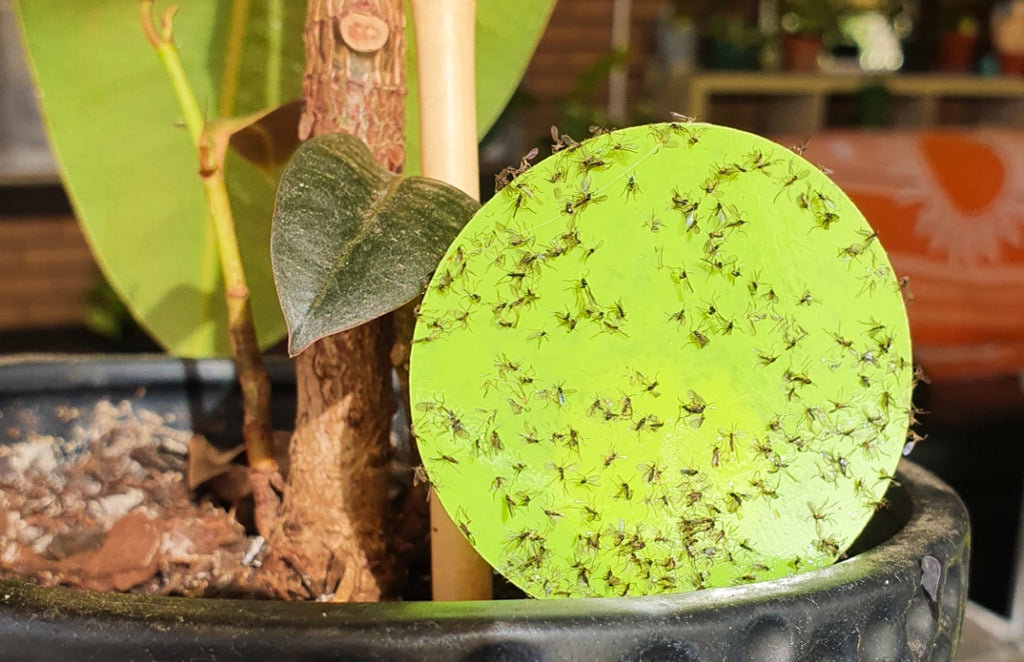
410, 123, 912, 598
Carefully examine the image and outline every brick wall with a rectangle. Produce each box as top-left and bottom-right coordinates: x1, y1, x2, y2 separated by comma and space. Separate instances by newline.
520, 0, 666, 139
0, 216, 98, 331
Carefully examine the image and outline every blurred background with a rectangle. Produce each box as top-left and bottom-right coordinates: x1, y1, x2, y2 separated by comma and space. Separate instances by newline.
2, 0, 1024, 656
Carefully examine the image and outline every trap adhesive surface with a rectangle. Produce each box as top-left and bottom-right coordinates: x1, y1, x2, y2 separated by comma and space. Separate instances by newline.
410, 123, 912, 598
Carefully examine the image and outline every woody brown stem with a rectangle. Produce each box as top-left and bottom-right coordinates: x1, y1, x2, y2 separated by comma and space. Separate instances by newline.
263, 0, 412, 602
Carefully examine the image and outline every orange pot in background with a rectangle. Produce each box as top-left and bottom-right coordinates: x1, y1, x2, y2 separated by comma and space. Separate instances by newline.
776, 128, 1024, 419
782, 33, 822, 71
774, 128, 1024, 389
939, 32, 978, 71
999, 51, 1024, 74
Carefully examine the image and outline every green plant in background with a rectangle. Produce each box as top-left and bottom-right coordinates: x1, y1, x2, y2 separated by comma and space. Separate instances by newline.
780, 0, 843, 37
547, 50, 630, 142
83, 275, 138, 343
937, 0, 981, 35
954, 14, 981, 37
538, 49, 659, 154
699, 2, 763, 71
409, 122, 913, 598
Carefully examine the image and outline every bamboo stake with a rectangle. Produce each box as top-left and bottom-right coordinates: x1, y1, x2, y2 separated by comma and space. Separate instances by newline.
409, 0, 492, 602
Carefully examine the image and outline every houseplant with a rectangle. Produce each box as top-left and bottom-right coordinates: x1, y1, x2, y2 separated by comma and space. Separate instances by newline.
11, 0, 553, 602
939, 13, 981, 72
779, 0, 843, 70
700, 2, 763, 71
3, 1, 969, 660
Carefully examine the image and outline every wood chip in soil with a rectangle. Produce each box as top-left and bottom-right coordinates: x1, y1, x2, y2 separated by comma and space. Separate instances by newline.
0, 399, 279, 598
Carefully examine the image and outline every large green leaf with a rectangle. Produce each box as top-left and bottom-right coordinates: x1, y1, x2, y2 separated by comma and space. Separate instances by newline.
15, 0, 554, 357
15, 1, 304, 357
272, 133, 478, 355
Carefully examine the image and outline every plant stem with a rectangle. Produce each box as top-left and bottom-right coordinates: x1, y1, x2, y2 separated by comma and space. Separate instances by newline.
218, 0, 250, 118
266, 0, 283, 109
197, 144, 277, 472
139, 2, 203, 145
140, 0, 279, 505
262, 0, 408, 602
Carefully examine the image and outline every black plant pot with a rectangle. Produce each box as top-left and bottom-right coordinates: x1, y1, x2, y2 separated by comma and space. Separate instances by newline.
0, 356, 970, 662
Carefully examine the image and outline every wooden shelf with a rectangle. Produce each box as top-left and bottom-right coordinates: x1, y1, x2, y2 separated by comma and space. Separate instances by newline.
656, 72, 1024, 135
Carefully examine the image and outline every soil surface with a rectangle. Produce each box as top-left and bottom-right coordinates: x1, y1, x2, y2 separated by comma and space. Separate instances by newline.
0, 399, 281, 598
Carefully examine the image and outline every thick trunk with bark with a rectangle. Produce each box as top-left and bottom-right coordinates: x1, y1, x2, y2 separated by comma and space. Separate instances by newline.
299, 0, 405, 171
266, 0, 407, 602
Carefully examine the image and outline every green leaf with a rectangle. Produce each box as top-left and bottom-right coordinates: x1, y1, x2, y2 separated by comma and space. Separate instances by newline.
15, 1, 305, 357
15, 0, 553, 356
272, 133, 478, 355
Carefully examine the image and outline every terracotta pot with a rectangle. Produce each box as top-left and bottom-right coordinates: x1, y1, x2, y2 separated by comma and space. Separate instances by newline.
939, 32, 978, 72
999, 51, 1024, 74
782, 33, 823, 72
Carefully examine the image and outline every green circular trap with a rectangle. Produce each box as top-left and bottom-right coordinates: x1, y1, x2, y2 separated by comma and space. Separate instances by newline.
409, 123, 913, 598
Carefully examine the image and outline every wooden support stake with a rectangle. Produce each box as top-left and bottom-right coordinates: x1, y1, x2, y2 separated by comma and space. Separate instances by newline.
409, 0, 492, 602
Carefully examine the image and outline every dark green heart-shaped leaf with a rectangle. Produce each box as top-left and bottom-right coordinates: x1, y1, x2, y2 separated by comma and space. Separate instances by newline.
272, 133, 478, 355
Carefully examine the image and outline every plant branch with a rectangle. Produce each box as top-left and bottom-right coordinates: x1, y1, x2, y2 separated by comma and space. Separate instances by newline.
196, 139, 276, 471
140, 1, 203, 145
140, 0, 280, 528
